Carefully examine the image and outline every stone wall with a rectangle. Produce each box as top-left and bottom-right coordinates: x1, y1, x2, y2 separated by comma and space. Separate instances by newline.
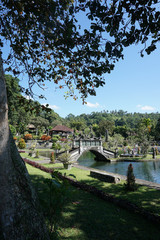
90, 170, 121, 183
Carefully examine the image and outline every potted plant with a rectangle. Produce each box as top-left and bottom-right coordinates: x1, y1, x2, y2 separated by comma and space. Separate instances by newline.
58, 152, 72, 170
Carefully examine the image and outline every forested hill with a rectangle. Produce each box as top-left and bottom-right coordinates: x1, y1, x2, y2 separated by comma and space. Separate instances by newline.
6, 74, 160, 142
65, 111, 160, 141
65, 110, 160, 129
5, 74, 63, 135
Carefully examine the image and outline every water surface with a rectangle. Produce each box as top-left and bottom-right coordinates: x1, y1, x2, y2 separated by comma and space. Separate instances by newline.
78, 152, 160, 184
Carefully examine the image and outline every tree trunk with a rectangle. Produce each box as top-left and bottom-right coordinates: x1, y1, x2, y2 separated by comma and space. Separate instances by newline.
0, 54, 50, 239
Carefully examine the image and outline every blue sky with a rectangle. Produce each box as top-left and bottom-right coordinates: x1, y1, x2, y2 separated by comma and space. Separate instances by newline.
35, 43, 160, 118
3, 41, 160, 118
2, 11, 160, 118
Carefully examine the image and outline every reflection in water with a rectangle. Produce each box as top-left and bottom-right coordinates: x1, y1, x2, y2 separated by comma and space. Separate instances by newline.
78, 151, 160, 184
39, 150, 53, 158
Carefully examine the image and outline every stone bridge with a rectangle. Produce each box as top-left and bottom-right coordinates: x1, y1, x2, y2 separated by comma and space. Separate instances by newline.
57, 138, 115, 162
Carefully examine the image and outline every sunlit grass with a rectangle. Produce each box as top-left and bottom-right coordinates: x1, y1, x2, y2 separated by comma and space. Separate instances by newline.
20, 152, 45, 161
116, 154, 160, 161
57, 166, 160, 216
26, 163, 160, 240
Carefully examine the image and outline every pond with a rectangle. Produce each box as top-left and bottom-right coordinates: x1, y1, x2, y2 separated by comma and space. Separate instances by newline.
39, 150, 54, 158
78, 152, 160, 184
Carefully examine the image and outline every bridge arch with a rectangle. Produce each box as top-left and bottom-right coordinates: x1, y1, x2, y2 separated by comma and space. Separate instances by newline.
75, 148, 108, 162
57, 138, 115, 162
69, 146, 113, 162
89, 149, 110, 161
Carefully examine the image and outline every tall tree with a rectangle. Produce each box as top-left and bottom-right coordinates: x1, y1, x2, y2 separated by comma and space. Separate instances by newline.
5, 74, 21, 124
30, 116, 50, 135
99, 119, 115, 136
0, 56, 49, 239
0, 0, 160, 239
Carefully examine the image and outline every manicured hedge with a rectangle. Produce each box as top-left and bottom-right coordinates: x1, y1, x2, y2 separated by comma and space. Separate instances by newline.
23, 158, 53, 174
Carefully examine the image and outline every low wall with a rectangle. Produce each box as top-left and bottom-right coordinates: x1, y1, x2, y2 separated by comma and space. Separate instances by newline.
25, 140, 52, 149
90, 170, 121, 183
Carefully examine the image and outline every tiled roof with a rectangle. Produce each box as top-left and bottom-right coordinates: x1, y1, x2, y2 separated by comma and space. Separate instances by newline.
50, 125, 74, 133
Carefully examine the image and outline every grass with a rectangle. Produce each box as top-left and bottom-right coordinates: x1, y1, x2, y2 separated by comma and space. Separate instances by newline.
114, 154, 160, 161
56, 166, 160, 216
26, 163, 160, 240
20, 152, 45, 161
20, 152, 64, 168
43, 163, 64, 168
23, 152, 160, 216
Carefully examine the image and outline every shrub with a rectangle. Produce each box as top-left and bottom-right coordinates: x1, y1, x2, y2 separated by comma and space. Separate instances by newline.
137, 147, 140, 154
23, 158, 53, 174
24, 134, 32, 140
28, 151, 33, 157
60, 138, 68, 143
9, 124, 16, 136
53, 143, 62, 151
125, 164, 137, 191
43, 175, 70, 235
41, 135, 51, 141
53, 135, 60, 140
33, 135, 39, 140
35, 150, 39, 158
13, 137, 17, 141
45, 136, 51, 141
58, 152, 71, 164
127, 146, 131, 154
155, 147, 158, 155
18, 138, 26, 149
52, 136, 58, 143
50, 152, 55, 163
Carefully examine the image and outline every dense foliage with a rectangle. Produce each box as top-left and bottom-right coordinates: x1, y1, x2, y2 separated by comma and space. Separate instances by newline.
5, 74, 63, 135
1, 0, 160, 102
6, 74, 160, 147
65, 110, 160, 142
1, 1, 160, 239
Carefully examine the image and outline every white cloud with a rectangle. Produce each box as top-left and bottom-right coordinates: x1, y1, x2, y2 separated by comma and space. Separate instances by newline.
23, 95, 33, 100
43, 103, 60, 110
137, 105, 156, 111
86, 102, 100, 108
49, 104, 60, 110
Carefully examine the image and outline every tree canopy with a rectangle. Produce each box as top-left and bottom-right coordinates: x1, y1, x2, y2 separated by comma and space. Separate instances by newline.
1, 0, 160, 102
0, 2, 160, 237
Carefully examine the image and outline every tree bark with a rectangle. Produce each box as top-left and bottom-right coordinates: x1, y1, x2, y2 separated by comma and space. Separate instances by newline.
0, 54, 50, 239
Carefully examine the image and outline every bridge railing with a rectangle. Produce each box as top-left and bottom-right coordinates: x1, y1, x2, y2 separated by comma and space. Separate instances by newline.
103, 148, 115, 157
73, 139, 102, 148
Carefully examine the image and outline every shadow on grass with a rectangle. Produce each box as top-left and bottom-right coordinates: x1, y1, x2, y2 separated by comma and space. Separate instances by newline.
81, 175, 160, 215
29, 172, 160, 240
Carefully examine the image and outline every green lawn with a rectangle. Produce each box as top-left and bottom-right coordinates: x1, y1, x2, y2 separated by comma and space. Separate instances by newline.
115, 154, 160, 161
26, 163, 160, 240
20, 152, 45, 161
56, 166, 160, 216
24, 154, 160, 216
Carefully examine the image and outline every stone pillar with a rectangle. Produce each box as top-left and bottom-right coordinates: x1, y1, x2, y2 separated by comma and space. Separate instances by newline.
72, 139, 75, 149
79, 139, 82, 154
99, 138, 103, 153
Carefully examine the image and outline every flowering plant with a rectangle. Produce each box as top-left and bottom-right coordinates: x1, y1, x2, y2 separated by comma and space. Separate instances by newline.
41, 135, 51, 141
18, 138, 26, 149
24, 134, 32, 140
